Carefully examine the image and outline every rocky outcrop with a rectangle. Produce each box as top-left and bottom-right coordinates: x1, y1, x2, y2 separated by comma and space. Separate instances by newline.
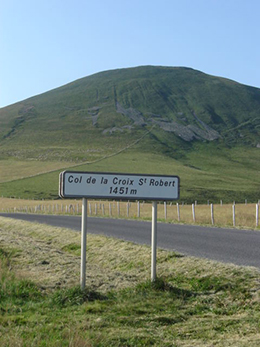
115, 102, 220, 142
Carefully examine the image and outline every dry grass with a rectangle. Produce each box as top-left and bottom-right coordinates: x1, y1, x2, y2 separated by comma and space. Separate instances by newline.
0, 159, 72, 183
1, 198, 259, 230
0, 217, 149, 292
0, 216, 259, 294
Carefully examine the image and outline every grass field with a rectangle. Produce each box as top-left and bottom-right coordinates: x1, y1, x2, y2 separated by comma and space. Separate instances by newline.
0, 159, 73, 183
0, 144, 259, 203
0, 217, 259, 346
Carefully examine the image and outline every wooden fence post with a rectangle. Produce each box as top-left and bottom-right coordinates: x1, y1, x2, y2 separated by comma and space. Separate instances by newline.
117, 202, 120, 216
256, 204, 259, 227
211, 203, 214, 225
232, 204, 236, 227
192, 203, 195, 222
177, 203, 180, 222
137, 201, 140, 218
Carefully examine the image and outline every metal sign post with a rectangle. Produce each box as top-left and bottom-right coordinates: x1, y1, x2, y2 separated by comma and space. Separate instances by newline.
151, 201, 157, 282
80, 198, 87, 290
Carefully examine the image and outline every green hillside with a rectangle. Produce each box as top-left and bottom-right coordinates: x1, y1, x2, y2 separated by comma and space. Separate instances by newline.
0, 66, 259, 202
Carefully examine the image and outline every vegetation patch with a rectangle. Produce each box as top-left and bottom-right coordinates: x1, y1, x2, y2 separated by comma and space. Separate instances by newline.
62, 243, 81, 255
0, 217, 259, 346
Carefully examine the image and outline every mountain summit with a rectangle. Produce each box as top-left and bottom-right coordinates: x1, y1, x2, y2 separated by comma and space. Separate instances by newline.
0, 65, 260, 161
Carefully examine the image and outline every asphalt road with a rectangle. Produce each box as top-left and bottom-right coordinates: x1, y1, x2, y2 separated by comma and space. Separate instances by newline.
1, 213, 260, 269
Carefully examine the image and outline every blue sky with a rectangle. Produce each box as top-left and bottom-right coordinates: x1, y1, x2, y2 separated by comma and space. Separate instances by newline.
1, 0, 260, 108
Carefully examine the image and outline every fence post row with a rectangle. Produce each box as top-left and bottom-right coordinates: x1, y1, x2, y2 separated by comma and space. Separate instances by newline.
2, 200, 260, 227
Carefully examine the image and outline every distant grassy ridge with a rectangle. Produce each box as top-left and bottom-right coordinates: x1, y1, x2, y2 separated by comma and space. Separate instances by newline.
0, 217, 259, 346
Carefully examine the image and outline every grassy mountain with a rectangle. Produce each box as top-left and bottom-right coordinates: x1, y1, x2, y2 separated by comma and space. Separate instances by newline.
0, 66, 259, 202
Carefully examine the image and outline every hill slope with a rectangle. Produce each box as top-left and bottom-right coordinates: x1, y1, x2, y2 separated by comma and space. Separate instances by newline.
0, 66, 259, 202
1, 66, 260, 159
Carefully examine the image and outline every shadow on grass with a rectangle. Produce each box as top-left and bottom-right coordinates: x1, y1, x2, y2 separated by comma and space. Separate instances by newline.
136, 277, 194, 299
51, 286, 108, 307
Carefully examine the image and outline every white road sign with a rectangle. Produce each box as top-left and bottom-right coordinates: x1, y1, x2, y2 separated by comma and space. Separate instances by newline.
59, 171, 179, 201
